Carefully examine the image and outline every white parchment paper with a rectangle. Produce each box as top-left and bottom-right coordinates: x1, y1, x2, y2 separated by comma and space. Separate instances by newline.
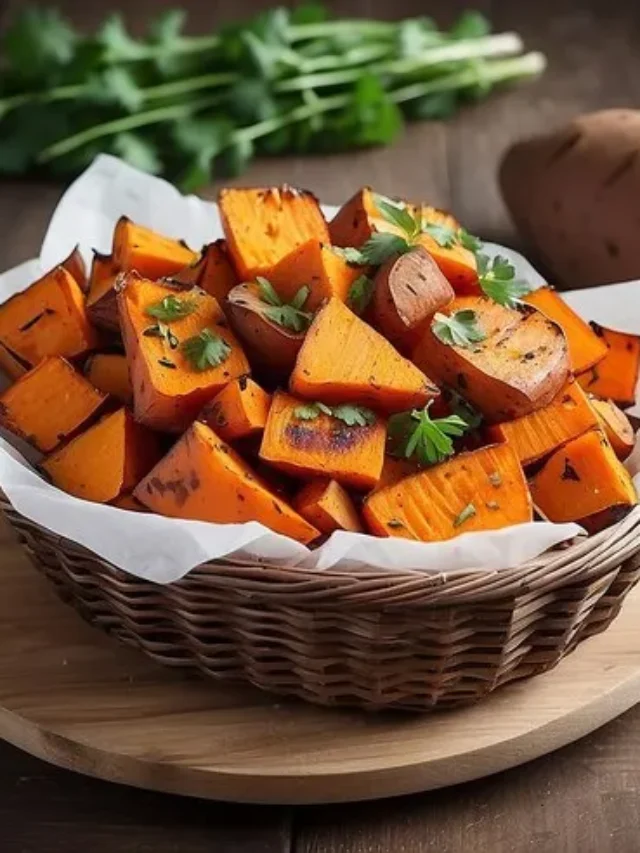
0, 154, 637, 583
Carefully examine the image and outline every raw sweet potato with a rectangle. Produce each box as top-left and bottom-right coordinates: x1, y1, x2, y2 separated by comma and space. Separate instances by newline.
293, 478, 363, 534
226, 282, 305, 378
62, 245, 88, 293
290, 297, 438, 413
200, 376, 271, 442
86, 252, 121, 333
112, 217, 197, 280
134, 420, 319, 544
42, 408, 162, 503
413, 296, 570, 422
487, 382, 599, 467
171, 240, 238, 305
118, 274, 250, 433
84, 353, 133, 404
577, 324, 640, 407
590, 397, 636, 460
268, 239, 361, 311
219, 186, 330, 280
524, 287, 608, 374
0, 356, 106, 453
363, 443, 532, 541
0, 341, 28, 381
0, 265, 98, 367
371, 247, 454, 347
529, 429, 637, 532
260, 390, 386, 490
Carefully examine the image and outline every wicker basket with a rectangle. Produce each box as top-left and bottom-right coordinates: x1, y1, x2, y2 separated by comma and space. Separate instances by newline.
3, 490, 640, 712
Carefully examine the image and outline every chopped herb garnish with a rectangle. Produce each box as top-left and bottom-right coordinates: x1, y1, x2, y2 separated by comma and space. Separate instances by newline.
347, 274, 375, 314
293, 402, 332, 421
432, 309, 486, 348
477, 254, 533, 308
388, 401, 470, 465
422, 221, 457, 248
374, 193, 422, 240
488, 471, 503, 488
257, 277, 313, 332
453, 502, 477, 528
358, 232, 411, 266
143, 321, 179, 349
181, 328, 231, 371
146, 294, 197, 322
293, 401, 375, 426
457, 228, 483, 253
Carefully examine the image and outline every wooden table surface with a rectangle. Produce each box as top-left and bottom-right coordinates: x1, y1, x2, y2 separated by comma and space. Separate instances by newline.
2, 0, 640, 850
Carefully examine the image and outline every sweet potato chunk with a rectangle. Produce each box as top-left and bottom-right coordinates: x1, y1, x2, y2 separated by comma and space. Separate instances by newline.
84, 353, 133, 404
62, 245, 88, 293
529, 429, 637, 532
42, 408, 162, 503
524, 287, 608, 374
200, 376, 271, 442
268, 239, 361, 311
375, 455, 421, 491
219, 186, 329, 280
0, 266, 98, 367
363, 443, 532, 541
0, 356, 106, 453
487, 382, 598, 466
118, 275, 250, 432
260, 390, 386, 490
329, 187, 381, 248
112, 217, 197, 280
590, 398, 636, 460
135, 421, 319, 544
416, 207, 478, 294
111, 493, 148, 512
290, 297, 438, 413
577, 325, 640, 408
293, 478, 363, 534
413, 296, 570, 422
0, 341, 27, 381
86, 252, 121, 333
172, 240, 238, 305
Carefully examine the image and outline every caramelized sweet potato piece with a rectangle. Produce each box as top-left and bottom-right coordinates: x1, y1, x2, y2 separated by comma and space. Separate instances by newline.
268, 239, 361, 311
84, 353, 133, 404
111, 493, 148, 512
226, 282, 305, 378
524, 287, 608, 374
487, 382, 598, 466
371, 247, 454, 347
0, 266, 98, 367
291, 297, 438, 413
219, 186, 329, 280
413, 296, 570, 422
112, 217, 197, 279
329, 187, 381, 248
363, 443, 532, 541
135, 421, 319, 544
172, 240, 238, 305
86, 252, 121, 333
200, 376, 271, 442
293, 478, 363, 534
42, 408, 162, 503
118, 275, 250, 432
416, 207, 478, 294
0, 356, 106, 453
260, 390, 386, 490
0, 341, 28, 381
577, 325, 640, 408
62, 245, 88, 293
590, 398, 636, 460
529, 429, 637, 532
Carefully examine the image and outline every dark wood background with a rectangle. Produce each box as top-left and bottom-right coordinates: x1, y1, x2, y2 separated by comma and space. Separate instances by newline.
2, 0, 640, 850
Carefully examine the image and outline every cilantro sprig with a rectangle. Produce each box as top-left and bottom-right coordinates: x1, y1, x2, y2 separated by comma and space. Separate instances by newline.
432, 309, 486, 348
293, 401, 377, 427
258, 277, 313, 332
388, 401, 470, 465
181, 328, 231, 371
477, 254, 533, 308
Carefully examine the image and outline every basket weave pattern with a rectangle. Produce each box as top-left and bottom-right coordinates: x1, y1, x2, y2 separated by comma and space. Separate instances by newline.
3, 492, 640, 711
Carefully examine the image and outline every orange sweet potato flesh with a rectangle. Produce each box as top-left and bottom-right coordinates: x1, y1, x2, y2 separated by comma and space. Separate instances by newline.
0, 266, 98, 367
118, 274, 250, 433
590, 397, 636, 460
375, 455, 421, 491
363, 443, 532, 541
172, 240, 238, 305
529, 429, 637, 532
0, 356, 106, 453
86, 252, 121, 333
112, 217, 198, 280
413, 296, 570, 423
293, 478, 363, 534
0, 341, 28, 381
135, 421, 319, 544
487, 381, 599, 466
200, 376, 271, 442
62, 245, 88, 293
577, 325, 640, 408
290, 297, 438, 413
268, 239, 361, 311
416, 207, 478, 295
524, 287, 608, 374
84, 353, 133, 404
260, 390, 386, 490
42, 408, 162, 503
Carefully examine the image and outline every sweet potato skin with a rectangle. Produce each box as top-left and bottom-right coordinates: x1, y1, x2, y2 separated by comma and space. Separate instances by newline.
293, 478, 363, 534
577, 324, 640, 408
590, 397, 636, 460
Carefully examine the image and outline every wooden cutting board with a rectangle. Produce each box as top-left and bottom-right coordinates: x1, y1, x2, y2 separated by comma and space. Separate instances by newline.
1, 519, 640, 805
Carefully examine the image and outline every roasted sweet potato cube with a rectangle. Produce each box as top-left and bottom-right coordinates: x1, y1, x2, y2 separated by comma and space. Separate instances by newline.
578, 325, 640, 408
0, 341, 28, 381
112, 217, 197, 280
290, 297, 438, 413
118, 274, 250, 432
42, 408, 162, 503
416, 206, 478, 294
0, 356, 106, 453
363, 443, 532, 541
200, 376, 271, 442
260, 390, 386, 490
84, 353, 133, 404
329, 187, 381, 248
110, 493, 148, 512
529, 429, 637, 532
268, 239, 361, 311
219, 186, 330, 280
590, 397, 636, 460
134, 421, 319, 544
172, 240, 238, 305
293, 478, 363, 534
86, 252, 121, 333
0, 266, 98, 367
61, 245, 88, 293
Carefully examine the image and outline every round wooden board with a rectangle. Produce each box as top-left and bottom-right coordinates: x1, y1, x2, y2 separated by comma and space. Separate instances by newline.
2, 524, 640, 805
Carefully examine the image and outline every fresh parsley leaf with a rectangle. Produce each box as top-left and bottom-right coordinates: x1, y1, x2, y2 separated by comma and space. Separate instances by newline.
97, 13, 147, 63
388, 402, 469, 466
453, 502, 477, 528
450, 11, 491, 40
432, 309, 486, 348
359, 233, 411, 266
293, 401, 333, 420
256, 276, 282, 306
478, 254, 533, 308
404, 91, 458, 121
330, 246, 367, 265
85, 67, 145, 112
347, 275, 375, 314
182, 328, 231, 371
291, 285, 311, 310
373, 193, 421, 240
331, 404, 377, 427
259, 281, 312, 332
4, 8, 77, 80
112, 132, 162, 174
457, 228, 483, 254
146, 295, 197, 322
422, 221, 458, 248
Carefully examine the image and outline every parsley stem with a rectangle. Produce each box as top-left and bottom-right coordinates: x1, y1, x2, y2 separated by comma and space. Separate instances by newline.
288, 20, 398, 40
233, 93, 349, 143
